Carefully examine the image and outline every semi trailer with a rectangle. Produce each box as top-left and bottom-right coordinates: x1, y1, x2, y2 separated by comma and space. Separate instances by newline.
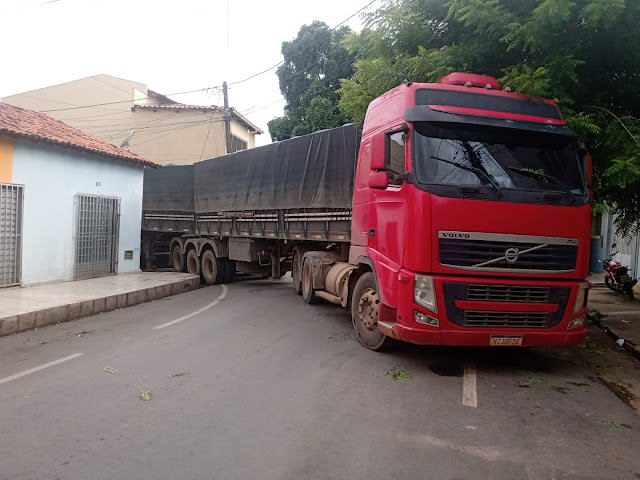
142, 72, 591, 350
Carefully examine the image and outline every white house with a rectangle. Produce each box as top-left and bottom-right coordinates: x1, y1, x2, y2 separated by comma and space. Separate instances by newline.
0, 102, 157, 287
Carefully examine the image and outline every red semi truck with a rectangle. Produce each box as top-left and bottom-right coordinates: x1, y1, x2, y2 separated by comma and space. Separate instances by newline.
142, 72, 591, 350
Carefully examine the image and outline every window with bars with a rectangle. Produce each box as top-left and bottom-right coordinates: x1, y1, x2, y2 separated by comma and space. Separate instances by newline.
230, 135, 248, 153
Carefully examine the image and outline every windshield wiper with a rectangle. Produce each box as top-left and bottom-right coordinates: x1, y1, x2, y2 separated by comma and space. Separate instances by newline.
504, 167, 576, 203
431, 156, 503, 197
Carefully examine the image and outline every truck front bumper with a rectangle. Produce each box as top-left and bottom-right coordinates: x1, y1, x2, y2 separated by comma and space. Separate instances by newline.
377, 272, 587, 347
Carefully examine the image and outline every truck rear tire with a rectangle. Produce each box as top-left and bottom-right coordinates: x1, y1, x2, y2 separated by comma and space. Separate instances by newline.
292, 251, 302, 295
351, 272, 388, 351
187, 249, 201, 277
224, 259, 236, 283
171, 245, 186, 272
201, 250, 224, 285
302, 259, 318, 304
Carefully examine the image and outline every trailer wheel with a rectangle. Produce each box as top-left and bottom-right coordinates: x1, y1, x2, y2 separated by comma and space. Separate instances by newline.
187, 249, 201, 277
201, 250, 224, 285
351, 272, 388, 351
302, 259, 318, 304
224, 259, 236, 283
171, 244, 186, 272
292, 251, 302, 295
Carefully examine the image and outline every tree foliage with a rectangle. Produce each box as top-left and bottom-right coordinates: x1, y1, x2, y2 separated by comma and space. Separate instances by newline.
268, 21, 355, 141
337, 0, 640, 231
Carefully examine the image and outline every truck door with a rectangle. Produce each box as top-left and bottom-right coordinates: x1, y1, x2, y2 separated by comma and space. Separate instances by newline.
368, 127, 408, 269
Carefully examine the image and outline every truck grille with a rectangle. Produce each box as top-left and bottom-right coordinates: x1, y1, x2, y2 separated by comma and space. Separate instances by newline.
464, 311, 551, 328
442, 282, 570, 329
439, 238, 578, 272
467, 285, 550, 303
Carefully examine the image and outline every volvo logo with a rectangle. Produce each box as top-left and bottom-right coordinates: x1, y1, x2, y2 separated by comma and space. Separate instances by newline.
440, 232, 470, 239
504, 248, 520, 264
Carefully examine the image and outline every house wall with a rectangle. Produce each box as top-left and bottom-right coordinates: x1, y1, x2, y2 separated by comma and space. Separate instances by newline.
11, 139, 144, 285
231, 120, 256, 149
127, 109, 228, 165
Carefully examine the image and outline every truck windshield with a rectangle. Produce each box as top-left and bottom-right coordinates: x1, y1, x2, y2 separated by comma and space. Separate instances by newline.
412, 122, 586, 197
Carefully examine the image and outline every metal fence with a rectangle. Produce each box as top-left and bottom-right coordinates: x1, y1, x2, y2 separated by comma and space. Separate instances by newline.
0, 184, 24, 287
74, 194, 120, 280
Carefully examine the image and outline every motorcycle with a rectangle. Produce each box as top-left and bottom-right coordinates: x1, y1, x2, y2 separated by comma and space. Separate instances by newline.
603, 245, 637, 300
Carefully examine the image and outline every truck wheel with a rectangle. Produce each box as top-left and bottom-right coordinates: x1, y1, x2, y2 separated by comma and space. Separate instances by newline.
171, 245, 186, 272
186, 249, 201, 277
224, 259, 236, 283
302, 259, 318, 304
351, 272, 388, 351
201, 250, 224, 285
292, 252, 302, 295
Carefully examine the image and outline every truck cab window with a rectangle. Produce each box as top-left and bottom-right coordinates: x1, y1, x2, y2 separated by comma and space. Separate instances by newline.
386, 131, 406, 185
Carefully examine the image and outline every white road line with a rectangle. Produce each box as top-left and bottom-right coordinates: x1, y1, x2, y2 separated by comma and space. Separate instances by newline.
154, 284, 228, 330
0, 353, 83, 386
463, 363, 478, 408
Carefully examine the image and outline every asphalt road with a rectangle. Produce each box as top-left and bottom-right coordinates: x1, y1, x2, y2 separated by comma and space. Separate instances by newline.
1, 276, 640, 480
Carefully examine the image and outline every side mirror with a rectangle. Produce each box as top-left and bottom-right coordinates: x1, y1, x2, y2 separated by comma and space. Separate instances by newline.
368, 171, 389, 190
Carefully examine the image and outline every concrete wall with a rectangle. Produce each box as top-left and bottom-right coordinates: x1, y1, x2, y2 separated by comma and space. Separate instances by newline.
3, 75, 261, 165
11, 139, 144, 285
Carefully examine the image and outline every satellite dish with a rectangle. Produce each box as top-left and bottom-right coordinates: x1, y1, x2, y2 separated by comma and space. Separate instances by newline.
120, 130, 136, 150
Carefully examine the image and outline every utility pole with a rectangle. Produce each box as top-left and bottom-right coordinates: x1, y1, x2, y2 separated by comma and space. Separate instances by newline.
222, 81, 232, 154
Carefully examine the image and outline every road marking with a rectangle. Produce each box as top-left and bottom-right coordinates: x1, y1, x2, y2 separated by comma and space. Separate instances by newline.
154, 284, 228, 330
463, 363, 478, 408
0, 353, 83, 386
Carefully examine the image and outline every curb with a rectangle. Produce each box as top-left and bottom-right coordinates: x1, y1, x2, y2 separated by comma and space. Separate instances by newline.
0, 277, 200, 337
590, 318, 640, 362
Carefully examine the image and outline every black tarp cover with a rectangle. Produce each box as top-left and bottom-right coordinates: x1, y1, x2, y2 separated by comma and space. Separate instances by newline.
193, 124, 359, 213
143, 164, 194, 212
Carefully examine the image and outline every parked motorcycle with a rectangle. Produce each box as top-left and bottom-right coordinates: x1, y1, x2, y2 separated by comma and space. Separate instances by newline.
603, 245, 637, 299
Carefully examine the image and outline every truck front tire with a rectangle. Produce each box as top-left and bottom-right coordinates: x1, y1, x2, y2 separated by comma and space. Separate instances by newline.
171, 245, 186, 272
351, 272, 388, 351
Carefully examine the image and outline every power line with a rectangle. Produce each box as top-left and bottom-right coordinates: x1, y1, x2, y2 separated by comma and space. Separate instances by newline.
226, 0, 378, 87
199, 113, 216, 161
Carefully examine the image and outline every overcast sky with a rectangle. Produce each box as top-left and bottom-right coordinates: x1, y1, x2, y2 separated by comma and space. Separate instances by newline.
0, 0, 378, 146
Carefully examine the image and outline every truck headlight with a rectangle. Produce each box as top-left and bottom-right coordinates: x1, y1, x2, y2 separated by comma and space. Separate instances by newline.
572, 282, 589, 315
414, 274, 437, 312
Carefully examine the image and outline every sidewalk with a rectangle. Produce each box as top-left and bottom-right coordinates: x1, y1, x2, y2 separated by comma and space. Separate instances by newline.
588, 272, 640, 359
0, 272, 200, 337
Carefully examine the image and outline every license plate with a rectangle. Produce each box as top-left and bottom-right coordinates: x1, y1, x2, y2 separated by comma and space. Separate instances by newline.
620, 274, 631, 283
489, 335, 523, 346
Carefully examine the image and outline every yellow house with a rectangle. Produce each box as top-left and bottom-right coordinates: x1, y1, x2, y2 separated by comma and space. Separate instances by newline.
1, 74, 263, 166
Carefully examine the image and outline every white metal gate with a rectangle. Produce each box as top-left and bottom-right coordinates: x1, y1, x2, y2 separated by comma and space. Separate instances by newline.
0, 183, 24, 287
74, 194, 120, 280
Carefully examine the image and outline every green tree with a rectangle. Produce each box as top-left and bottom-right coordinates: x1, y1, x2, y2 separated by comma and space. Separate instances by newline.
268, 21, 356, 141
338, 0, 640, 231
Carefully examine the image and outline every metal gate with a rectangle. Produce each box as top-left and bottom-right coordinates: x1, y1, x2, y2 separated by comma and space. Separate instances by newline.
74, 194, 120, 280
0, 184, 24, 287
